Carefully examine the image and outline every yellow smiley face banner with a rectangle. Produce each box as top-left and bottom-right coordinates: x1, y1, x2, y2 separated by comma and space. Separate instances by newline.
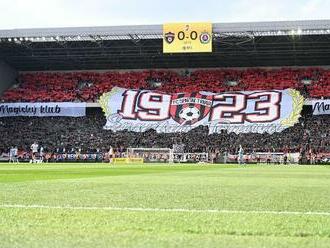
163, 22, 212, 53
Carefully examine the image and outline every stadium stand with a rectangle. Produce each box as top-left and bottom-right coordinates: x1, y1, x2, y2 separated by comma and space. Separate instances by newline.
1, 67, 330, 102
0, 21, 329, 164
0, 107, 329, 162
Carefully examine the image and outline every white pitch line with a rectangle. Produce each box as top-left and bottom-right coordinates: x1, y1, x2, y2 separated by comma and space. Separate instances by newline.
1, 204, 330, 216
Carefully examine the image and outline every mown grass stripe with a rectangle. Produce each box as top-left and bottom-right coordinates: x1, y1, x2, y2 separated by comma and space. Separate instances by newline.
1, 204, 330, 216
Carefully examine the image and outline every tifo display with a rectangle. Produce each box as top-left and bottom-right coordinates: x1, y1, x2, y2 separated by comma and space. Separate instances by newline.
100, 87, 304, 134
1, 68, 330, 103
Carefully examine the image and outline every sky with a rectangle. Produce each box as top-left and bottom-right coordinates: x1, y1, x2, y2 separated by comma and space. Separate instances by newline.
0, 0, 329, 29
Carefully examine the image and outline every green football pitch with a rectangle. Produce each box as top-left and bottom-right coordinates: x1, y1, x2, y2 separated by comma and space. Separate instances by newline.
1, 163, 330, 248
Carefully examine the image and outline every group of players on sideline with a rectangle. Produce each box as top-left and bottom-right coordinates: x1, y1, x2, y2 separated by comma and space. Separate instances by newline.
9, 142, 43, 163
7, 142, 326, 164
8, 142, 115, 164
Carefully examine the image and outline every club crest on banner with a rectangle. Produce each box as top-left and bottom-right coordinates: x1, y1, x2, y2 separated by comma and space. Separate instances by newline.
170, 93, 213, 125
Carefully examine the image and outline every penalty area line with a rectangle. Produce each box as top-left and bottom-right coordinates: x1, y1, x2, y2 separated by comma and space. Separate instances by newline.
0, 204, 330, 216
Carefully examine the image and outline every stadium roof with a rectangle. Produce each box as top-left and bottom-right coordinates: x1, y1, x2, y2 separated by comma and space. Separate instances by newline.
0, 20, 330, 71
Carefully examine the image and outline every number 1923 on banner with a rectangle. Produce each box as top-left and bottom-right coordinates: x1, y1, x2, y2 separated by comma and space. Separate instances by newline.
99, 87, 304, 134
163, 22, 212, 53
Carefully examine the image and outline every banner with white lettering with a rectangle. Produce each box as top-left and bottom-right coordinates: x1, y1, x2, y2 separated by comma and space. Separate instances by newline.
99, 87, 304, 134
312, 100, 330, 115
0, 102, 86, 117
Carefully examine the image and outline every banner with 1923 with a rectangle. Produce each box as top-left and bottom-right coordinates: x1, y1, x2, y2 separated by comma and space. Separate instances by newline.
100, 87, 304, 134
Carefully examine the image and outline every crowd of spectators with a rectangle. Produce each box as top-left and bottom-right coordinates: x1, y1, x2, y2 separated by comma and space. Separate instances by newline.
0, 108, 328, 158
1, 67, 330, 102
0, 68, 329, 163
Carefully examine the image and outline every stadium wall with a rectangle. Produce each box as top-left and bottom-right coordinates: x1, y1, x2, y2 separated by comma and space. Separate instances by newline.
0, 60, 17, 94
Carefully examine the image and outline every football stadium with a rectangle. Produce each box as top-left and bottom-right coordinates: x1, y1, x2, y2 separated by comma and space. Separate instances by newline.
0, 8, 330, 248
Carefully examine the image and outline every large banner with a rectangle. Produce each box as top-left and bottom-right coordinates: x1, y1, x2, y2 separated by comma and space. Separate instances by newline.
0, 102, 86, 117
163, 22, 212, 53
99, 87, 304, 134
312, 100, 330, 115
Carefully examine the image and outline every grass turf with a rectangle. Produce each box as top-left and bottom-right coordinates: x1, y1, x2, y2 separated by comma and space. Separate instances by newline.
1, 163, 330, 248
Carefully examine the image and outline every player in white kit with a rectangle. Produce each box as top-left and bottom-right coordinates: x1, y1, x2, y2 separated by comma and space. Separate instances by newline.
13, 146, 19, 163
9, 146, 19, 163
9, 147, 15, 163
238, 145, 244, 165
38, 146, 44, 163
30, 142, 39, 163
108, 146, 114, 163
